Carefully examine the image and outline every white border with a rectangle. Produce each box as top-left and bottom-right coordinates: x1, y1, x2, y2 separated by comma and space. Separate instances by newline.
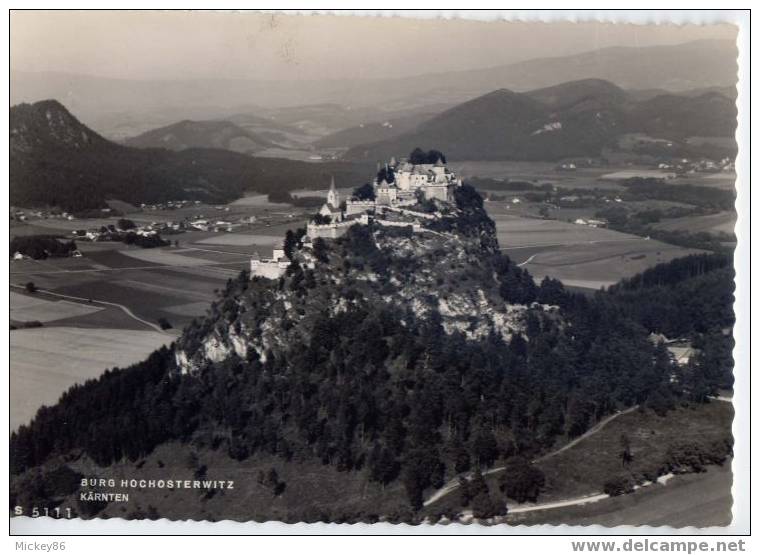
2, 4, 753, 546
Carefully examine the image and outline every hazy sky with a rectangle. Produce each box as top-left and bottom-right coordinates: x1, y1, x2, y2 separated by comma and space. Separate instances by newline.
11, 11, 738, 82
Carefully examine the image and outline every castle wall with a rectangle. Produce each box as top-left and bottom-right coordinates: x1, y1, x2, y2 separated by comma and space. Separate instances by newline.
307, 221, 352, 239
345, 200, 375, 216
424, 184, 452, 202
251, 260, 288, 279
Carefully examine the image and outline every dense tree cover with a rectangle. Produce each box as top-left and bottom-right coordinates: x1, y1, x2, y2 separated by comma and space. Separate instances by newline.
408, 148, 447, 165
10, 235, 77, 259
9, 187, 735, 514
121, 233, 167, 248
11, 347, 179, 474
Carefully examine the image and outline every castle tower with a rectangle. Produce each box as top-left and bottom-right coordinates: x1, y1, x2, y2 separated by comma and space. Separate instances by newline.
327, 176, 340, 208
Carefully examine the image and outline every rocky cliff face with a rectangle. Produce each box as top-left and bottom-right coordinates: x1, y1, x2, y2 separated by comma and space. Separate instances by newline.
175, 189, 553, 375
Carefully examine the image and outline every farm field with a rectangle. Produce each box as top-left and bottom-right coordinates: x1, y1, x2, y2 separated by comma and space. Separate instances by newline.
492, 214, 700, 288
10, 245, 250, 330
10, 291, 103, 323
451, 160, 623, 190
451, 160, 737, 192
196, 233, 285, 248
652, 210, 736, 235
601, 169, 677, 180
10, 326, 172, 430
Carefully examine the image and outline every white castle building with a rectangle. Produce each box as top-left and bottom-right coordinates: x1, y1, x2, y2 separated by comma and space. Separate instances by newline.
250, 248, 289, 279
307, 155, 461, 240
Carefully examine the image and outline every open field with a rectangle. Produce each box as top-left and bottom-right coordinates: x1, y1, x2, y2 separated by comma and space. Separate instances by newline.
451, 160, 624, 190
10, 291, 103, 323
10, 327, 172, 430
451, 160, 736, 192
118, 247, 244, 267
601, 169, 677, 180
196, 233, 285, 247
493, 214, 700, 288
10, 246, 249, 330
652, 210, 737, 235
510, 462, 732, 527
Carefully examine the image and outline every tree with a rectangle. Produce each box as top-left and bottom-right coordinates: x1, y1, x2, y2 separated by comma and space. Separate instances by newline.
409, 148, 447, 165
376, 166, 395, 184
25, 282, 36, 293
619, 433, 633, 467
353, 183, 376, 201
498, 456, 545, 503
283, 230, 297, 259
368, 443, 400, 485
472, 427, 498, 468
313, 214, 331, 225
157, 317, 173, 330
312, 238, 329, 263
471, 491, 505, 520
117, 218, 136, 230
603, 475, 635, 496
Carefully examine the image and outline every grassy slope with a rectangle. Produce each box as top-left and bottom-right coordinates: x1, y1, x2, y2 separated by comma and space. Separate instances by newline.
19, 442, 411, 523
536, 401, 733, 501
423, 401, 733, 520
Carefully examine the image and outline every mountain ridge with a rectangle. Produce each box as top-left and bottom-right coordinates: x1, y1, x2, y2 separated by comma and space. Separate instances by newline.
344, 79, 737, 161
11, 39, 737, 137
123, 119, 276, 153
9, 100, 372, 212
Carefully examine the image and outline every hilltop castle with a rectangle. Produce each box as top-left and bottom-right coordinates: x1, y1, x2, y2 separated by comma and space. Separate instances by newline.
307, 153, 462, 240
251, 151, 462, 278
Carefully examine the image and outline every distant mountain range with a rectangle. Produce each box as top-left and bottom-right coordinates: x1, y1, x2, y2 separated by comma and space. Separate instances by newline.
9, 100, 371, 212
123, 119, 275, 153
11, 39, 737, 138
344, 79, 737, 162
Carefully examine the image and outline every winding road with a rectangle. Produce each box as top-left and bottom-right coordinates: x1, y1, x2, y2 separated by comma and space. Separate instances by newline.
10, 283, 173, 335
424, 397, 732, 515
423, 405, 639, 508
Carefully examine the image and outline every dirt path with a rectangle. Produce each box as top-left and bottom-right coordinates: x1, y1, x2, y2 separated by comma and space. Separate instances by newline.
517, 253, 538, 267
534, 405, 639, 463
10, 284, 173, 335
10, 260, 249, 275
423, 405, 639, 507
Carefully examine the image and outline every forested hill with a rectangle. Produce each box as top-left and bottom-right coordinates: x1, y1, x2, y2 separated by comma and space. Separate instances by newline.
10, 187, 734, 519
10, 100, 371, 212
344, 80, 737, 162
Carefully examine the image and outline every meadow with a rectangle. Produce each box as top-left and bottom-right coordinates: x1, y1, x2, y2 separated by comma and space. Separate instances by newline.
10, 326, 172, 430
652, 210, 736, 235
10, 291, 103, 323
491, 213, 700, 288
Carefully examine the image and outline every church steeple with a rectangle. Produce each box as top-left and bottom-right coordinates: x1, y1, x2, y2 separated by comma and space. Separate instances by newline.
327, 176, 339, 208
